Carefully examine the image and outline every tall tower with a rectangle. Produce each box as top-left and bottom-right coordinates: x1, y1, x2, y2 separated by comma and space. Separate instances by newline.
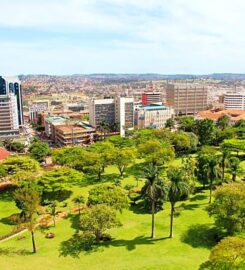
0, 76, 23, 138
2, 76, 24, 127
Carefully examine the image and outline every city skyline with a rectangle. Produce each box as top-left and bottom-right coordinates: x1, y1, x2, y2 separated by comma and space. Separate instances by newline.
1, 0, 245, 75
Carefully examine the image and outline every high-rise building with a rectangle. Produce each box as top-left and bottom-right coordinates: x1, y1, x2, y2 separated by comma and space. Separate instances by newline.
89, 97, 134, 136
0, 93, 19, 138
142, 92, 161, 105
166, 83, 208, 115
224, 92, 245, 110
0, 76, 23, 138
0, 76, 23, 126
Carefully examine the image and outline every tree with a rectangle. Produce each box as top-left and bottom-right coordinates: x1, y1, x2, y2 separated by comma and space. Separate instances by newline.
114, 147, 135, 176
207, 156, 220, 203
165, 118, 175, 130
107, 135, 134, 148
80, 205, 120, 244
195, 119, 216, 145
167, 167, 190, 238
195, 153, 209, 189
52, 147, 85, 169
4, 140, 25, 153
207, 183, 245, 234
228, 157, 241, 182
200, 237, 245, 270
222, 139, 245, 156
0, 164, 7, 180
87, 184, 129, 212
90, 141, 116, 173
73, 195, 85, 216
177, 116, 195, 132
216, 115, 230, 131
38, 167, 82, 202
2, 156, 40, 182
14, 183, 41, 253
141, 164, 166, 238
138, 139, 175, 166
171, 131, 191, 155
219, 148, 230, 183
47, 200, 58, 227
29, 140, 50, 162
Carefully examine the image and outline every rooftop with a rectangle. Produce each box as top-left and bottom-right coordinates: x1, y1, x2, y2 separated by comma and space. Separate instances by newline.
0, 147, 10, 160
143, 105, 167, 111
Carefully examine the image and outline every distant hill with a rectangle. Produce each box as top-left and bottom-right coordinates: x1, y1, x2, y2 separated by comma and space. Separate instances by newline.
19, 73, 245, 82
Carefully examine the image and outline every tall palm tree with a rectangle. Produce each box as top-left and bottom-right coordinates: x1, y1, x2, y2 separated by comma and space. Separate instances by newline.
167, 168, 189, 238
228, 157, 240, 182
220, 148, 230, 183
142, 164, 165, 239
207, 156, 220, 204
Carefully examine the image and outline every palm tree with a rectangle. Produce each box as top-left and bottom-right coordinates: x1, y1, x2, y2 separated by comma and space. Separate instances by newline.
228, 157, 240, 182
207, 156, 220, 204
220, 148, 230, 183
167, 168, 189, 238
142, 164, 165, 239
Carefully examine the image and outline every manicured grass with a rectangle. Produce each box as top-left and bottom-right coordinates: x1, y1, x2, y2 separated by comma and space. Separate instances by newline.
0, 190, 20, 236
0, 163, 215, 270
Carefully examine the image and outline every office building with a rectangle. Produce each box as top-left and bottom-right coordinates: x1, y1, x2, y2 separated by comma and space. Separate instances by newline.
135, 105, 174, 129
0, 76, 24, 126
166, 83, 208, 115
142, 92, 161, 105
0, 93, 19, 138
54, 124, 95, 146
29, 100, 50, 122
89, 97, 134, 136
224, 92, 245, 110
0, 76, 23, 139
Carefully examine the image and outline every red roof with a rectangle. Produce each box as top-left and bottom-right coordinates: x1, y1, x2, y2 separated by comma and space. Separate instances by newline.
0, 147, 10, 160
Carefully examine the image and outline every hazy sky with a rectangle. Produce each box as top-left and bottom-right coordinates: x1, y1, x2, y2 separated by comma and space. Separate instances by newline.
1, 0, 245, 75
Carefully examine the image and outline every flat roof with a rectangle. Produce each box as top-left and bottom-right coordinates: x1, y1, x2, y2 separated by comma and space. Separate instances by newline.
144, 105, 167, 111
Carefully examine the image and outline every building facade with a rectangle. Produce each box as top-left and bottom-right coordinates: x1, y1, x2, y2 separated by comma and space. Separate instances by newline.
89, 97, 134, 136
0, 94, 19, 138
0, 76, 23, 139
224, 92, 245, 110
142, 92, 161, 106
29, 100, 50, 122
135, 105, 174, 129
166, 84, 208, 115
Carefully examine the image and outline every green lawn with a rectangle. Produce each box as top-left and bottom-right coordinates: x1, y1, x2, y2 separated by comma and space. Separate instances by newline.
0, 163, 216, 270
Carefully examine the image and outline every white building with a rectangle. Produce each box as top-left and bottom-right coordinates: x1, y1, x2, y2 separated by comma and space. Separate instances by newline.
224, 92, 245, 110
29, 100, 50, 122
89, 97, 134, 136
135, 105, 174, 129
0, 93, 19, 138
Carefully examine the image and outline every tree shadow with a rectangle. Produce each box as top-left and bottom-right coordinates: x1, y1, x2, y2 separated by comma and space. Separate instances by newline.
0, 247, 32, 256
0, 189, 15, 202
129, 202, 150, 215
124, 163, 144, 178
66, 214, 80, 231
59, 233, 98, 258
190, 194, 208, 202
105, 235, 167, 251
178, 203, 200, 211
181, 224, 222, 249
0, 213, 20, 226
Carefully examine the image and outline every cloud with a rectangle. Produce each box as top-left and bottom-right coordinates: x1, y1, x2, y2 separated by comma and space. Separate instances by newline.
1, 0, 245, 74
